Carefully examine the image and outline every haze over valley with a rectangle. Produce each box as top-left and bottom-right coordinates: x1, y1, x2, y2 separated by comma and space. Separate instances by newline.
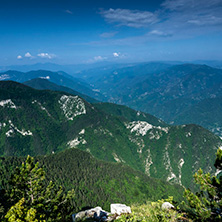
1, 0, 222, 221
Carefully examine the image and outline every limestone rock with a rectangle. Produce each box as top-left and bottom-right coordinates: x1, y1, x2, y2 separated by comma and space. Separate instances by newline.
110, 203, 132, 215
161, 202, 175, 210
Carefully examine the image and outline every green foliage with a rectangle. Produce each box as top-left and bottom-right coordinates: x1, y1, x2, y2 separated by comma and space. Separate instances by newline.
0, 149, 183, 215
1, 80, 221, 189
5, 198, 39, 222
1, 155, 75, 222
116, 197, 185, 222
183, 148, 222, 221
24, 78, 98, 103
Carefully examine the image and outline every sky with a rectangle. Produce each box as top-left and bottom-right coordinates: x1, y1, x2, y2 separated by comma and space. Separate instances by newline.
0, 0, 222, 65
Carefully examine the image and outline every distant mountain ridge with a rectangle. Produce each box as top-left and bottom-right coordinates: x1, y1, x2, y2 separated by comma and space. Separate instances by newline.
0, 69, 104, 101
0, 80, 221, 188
24, 78, 98, 103
82, 63, 222, 136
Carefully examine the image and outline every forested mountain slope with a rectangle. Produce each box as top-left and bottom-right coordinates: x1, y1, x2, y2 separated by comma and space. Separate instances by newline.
24, 78, 98, 103
82, 63, 222, 136
0, 148, 183, 213
0, 80, 221, 188
0, 69, 104, 101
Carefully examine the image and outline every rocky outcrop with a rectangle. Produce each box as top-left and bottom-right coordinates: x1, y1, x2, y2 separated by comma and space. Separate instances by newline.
110, 204, 132, 215
72, 204, 132, 221
161, 202, 175, 210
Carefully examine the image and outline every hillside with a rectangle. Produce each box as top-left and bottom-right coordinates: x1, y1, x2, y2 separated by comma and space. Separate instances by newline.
82, 63, 222, 136
0, 148, 183, 213
0, 69, 104, 101
0, 80, 221, 188
24, 78, 98, 103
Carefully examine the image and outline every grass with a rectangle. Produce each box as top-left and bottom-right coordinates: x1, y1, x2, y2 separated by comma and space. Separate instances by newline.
116, 197, 192, 222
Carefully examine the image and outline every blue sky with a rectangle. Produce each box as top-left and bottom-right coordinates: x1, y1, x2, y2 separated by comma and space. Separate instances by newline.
0, 0, 222, 65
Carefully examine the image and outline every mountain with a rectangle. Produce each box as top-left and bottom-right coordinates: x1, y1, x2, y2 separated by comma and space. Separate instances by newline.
0, 61, 126, 76
94, 102, 167, 126
80, 62, 172, 100
24, 78, 98, 103
0, 70, 104, 101
82, 63, 222, 136
0, 80, 221, 188
0, 148, 183, 212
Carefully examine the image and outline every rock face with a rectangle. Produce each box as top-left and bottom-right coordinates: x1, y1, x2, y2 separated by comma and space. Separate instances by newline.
72, 204, 132, 221
110, 203, 132, 215
161, 202, 175, 210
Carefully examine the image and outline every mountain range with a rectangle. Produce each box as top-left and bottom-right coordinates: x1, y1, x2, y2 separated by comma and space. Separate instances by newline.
0, 80, 221, 189
81, 63, 222, 136
0, 69, 104, 101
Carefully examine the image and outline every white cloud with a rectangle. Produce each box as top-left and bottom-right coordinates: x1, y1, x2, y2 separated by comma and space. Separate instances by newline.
94, 56, 106, 61
161, 0, 222, 26
99, 1, 222, 42
113, 52, 120, 57
37, 53, 55, 59
162, 0, 222, 12
86, 55, 107, 63
148, 30, 172, 37
100, 8, 159, 28
25, 52, 32, 58
100, 32, 118, 38
17, 55, 22, 59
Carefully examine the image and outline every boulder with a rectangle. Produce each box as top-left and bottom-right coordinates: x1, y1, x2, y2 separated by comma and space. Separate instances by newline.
72, 206, 110, 222
72, 203, 132, 221
161, 202, 175, 210
110, 203, 132, 215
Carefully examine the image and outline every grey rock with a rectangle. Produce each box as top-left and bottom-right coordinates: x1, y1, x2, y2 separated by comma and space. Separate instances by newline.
72, 206, 110, 222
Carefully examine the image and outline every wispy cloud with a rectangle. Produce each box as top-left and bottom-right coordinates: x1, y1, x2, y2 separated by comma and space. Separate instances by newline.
65, 9, 73, 15
100, 31, 118, 38
161, 0, 222, 27
162, 0, 221, 12
17, 55, 22, 59
148, 30, 172, 37
100, 0, 222, 38
37, 53, 56, 59
94, 55, 107, 61
100, 8, 159, 28
87, 55, 107, 63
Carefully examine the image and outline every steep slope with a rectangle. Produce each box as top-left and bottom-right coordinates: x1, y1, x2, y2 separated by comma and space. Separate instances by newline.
0, 148, 183, 212
94, 102, 167, 126
172, 97, 222, 135
0, 70, 104, 101
24, 78, 98, 103
81, 62, 172, 100
0, 80, 221, 188
83, 63, 222, 136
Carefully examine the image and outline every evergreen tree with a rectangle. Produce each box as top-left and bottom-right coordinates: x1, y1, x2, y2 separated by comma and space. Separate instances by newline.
2, 155, 75, 222
183, 148, 222, 221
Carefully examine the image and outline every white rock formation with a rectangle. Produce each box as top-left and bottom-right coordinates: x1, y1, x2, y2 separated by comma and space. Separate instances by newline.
59, 95, 86, 120
161, 202, 175, 210
0, 99, 16, 109
110, 203, 131, 215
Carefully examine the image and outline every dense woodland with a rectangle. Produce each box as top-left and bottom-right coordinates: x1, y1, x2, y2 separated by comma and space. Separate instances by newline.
0, 149, 183, 217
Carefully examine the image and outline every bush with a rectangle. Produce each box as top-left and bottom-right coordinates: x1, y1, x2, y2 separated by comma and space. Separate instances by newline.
183, 148, 222, 221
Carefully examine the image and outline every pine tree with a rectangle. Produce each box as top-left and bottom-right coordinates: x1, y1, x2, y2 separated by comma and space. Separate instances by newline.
3, 155, 75, 222
183, 148, 222, 221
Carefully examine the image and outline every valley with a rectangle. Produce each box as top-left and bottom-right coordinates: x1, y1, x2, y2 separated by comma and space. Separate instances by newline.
0, 79, 221, 190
